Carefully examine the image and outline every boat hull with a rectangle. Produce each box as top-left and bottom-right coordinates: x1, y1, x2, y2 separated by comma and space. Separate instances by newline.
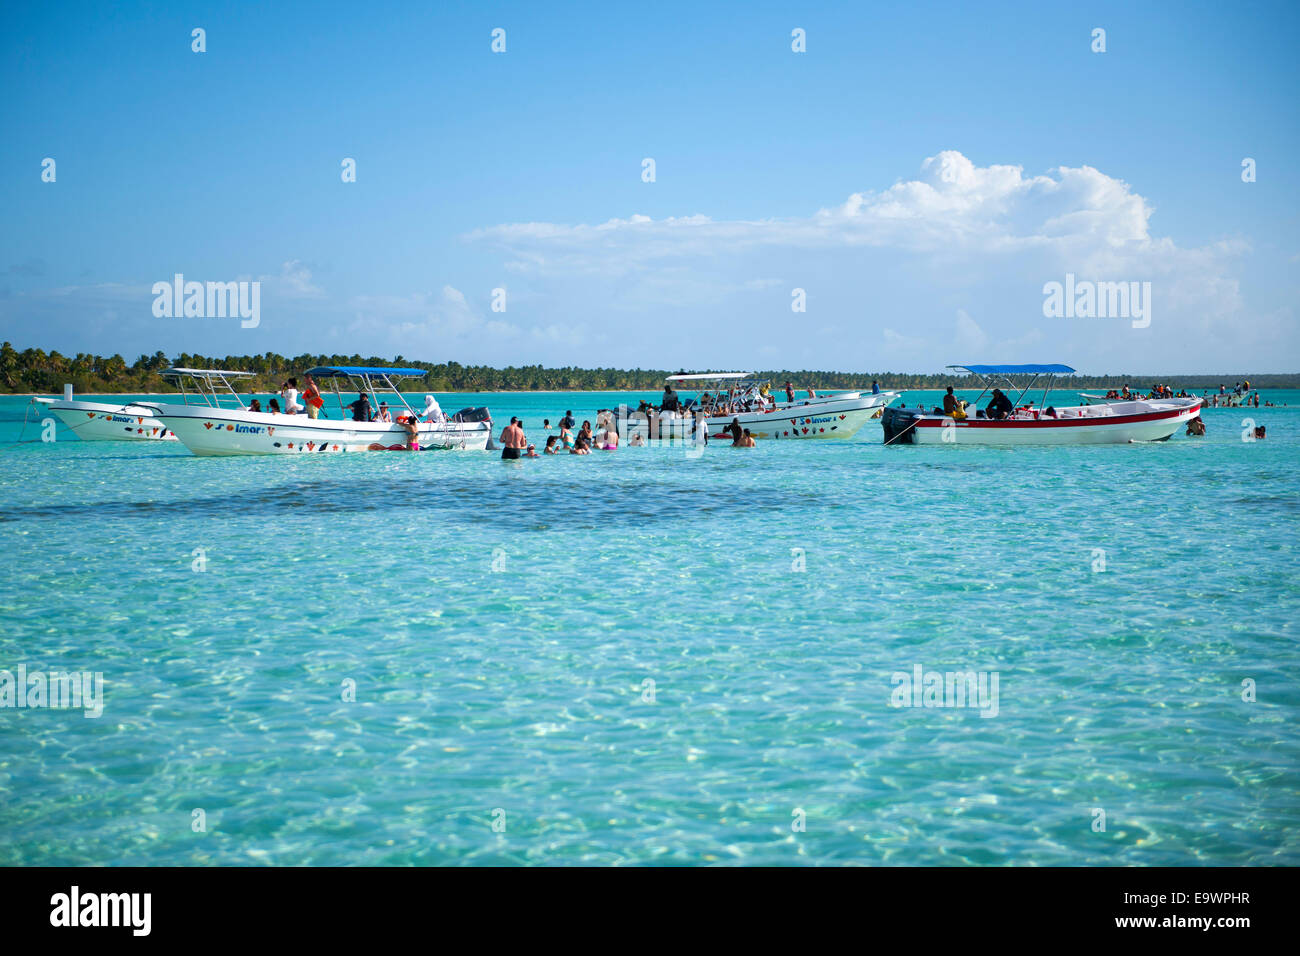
883, 399, 1202, 446
141, 404, 491, 455
35, 398, 177, 441
634, 392, 898, 441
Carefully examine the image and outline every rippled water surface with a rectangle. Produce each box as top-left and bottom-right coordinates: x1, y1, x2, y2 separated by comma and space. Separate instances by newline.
1, 390, 1297, 865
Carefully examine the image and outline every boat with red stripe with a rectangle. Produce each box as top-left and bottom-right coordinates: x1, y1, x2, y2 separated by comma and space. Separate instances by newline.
881, 364, 1202, 445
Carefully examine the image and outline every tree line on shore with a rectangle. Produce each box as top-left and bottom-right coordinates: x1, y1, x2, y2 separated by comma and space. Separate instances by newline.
2, 342, 1293, 393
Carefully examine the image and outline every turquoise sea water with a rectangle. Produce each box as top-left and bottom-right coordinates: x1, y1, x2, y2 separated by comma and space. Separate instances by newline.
1, 389, 1296, 866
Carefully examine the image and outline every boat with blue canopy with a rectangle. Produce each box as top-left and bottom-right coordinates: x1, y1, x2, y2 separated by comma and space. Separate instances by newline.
138, 365, 492, 456
881, 362, 1202, 445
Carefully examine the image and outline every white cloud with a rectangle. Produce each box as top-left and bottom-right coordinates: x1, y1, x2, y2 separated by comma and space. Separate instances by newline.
257, 260, 324, 299
466, 151, 1289, 371
341, 285, 586, 357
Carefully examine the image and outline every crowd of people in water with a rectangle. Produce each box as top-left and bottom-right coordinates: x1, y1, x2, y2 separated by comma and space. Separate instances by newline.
493, 403, 761, 459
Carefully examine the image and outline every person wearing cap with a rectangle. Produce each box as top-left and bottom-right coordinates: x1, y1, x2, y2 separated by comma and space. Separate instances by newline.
346, 390, 371, 422
375, 401, 392, 423
524, 443, 539, 458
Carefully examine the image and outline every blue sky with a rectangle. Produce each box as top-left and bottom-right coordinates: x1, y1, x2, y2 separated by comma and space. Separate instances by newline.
2, 0, 1297, 373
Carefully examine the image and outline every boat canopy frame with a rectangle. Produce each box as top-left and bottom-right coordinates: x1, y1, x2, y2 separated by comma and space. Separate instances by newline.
160, 367, 257, 409
946, 364, 1077, 410
306, 366, 428, 419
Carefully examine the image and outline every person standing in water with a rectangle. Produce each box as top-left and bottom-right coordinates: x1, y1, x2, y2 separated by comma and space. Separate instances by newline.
401, 414, 420, 450
500, 417, 527, 459
726, 417, 742, 444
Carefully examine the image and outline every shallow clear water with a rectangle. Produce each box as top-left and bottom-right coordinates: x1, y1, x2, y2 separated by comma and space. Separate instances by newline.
1, 390, 1296, 865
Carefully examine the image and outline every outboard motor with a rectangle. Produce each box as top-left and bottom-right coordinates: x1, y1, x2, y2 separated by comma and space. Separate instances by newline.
881, 405, 921, 445
451, 406, 492, 423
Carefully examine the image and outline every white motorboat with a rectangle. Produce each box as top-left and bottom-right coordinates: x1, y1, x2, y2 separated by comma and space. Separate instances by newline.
882, 364, 1202, 445
30, 367, 259, 442
623, 372, 899, 442
139, 366, 491, 456
33, 394, 177, 442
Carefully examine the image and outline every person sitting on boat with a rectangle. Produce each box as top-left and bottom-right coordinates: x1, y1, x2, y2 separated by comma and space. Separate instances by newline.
281, 378, 303, 414
421, 394, 445, 423
249, 399, 263, 412
943, 386, 959, 416
347, 391, 371, 422
1186, 417, 1206, 436
375, 402, 392, 423
986, 389, 1014, 420
268, 398, 281, 414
